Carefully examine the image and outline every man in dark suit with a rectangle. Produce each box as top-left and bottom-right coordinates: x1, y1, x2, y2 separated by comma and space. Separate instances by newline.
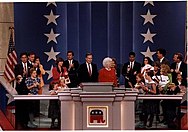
155, 48, 170, 66
122, 52, 141, 88
28, 52, 35, 66
170, 52, 187, 83
63, 51, 79, 88
14, 52, 33, 129
14, 52, 33, 95
77, 52, 98, 83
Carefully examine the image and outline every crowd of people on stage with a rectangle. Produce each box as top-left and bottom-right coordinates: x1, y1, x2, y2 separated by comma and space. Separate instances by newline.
13, 48, 187, 129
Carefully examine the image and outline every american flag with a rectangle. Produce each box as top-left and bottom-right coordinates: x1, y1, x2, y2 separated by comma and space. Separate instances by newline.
4, 27, 17, 82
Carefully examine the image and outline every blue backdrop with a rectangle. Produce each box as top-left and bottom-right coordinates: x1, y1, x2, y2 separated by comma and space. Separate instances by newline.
14, 2, 186, 84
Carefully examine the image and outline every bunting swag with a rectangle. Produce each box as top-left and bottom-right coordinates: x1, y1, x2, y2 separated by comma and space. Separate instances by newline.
14, 2, 186, 84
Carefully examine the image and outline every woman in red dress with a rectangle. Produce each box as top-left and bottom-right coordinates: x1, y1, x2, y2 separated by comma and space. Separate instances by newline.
98, 57, 118, 87
52, 57, 68, 83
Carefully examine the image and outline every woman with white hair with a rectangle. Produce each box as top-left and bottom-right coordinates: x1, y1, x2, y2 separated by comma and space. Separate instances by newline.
98, 57, 118, 87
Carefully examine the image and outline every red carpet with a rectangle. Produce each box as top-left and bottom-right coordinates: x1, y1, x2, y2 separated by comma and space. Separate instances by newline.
181, 106, 188, 130
181, 112, 188, 129
0, 109, 14, 130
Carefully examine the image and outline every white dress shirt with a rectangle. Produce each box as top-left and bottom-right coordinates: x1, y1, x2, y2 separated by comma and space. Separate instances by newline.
130, 61, 134, 69
86, 63, 92, 75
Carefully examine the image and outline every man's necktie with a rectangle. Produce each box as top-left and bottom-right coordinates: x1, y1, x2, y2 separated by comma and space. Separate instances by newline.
176, 63, 179, 71
130, 62, 132, 70
88, 64, 92, 76
24, 63, 27, 77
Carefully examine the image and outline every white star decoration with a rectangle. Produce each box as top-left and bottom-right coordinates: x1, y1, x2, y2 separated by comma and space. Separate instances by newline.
141, 28, 156, 43
44, 10, 60, 25
44, 28, 60, 43
144, 1, 154, 6
46, 2, 57, 7
46, 65, 54, 80
141, 9, 157, 25
44, 46, 60, 62
141, 46, 156, 61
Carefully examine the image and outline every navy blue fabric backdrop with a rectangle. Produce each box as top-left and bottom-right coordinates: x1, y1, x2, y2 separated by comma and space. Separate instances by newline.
0, 84, 7, 113
14, 2, 186, 84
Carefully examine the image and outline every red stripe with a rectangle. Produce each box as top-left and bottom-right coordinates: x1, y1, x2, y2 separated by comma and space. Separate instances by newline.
12, 50, 17, 58
9, 52, 17, 65
3, 28, 17, 82
4, 51, 17, 81
8, 54, 15, 65
7, 57, 11, 65
6, 68, 14, 79
4, 70, 12, 81
5, 61, 14, 74
9, 52, 17, 66
4, 67, 12, 80
5, 65, 14, 79
5, 63, 13, 74
4, 72, 10, 80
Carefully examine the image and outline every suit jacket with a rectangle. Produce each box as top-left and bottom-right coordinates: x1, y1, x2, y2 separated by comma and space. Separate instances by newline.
171, 61, 187, 83
122, 61, 141, 88
14, 62, 33, 78
63, 59, 79, 87
14, 62, 33, 95
64, 59, 79, 75
77, 62, 98, 83
155, 57, 170, 66
174, 79, 187, 87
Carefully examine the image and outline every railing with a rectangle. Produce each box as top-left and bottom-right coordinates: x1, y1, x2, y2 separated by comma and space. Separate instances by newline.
14, 97, 59, 130
0, 73, 187, 130
0, 73, 17, 129
0, 73, 60, 130
135, 92, 187, 130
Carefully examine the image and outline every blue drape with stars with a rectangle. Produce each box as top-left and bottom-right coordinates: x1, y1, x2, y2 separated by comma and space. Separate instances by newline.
14, 2, 186, 84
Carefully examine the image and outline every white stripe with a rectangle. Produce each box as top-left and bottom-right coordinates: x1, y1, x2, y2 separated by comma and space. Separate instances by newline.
5, 64, 14, 78
7, 57, 12, 65
12, 51, 17, 64
6, 65, 14, 77
4, 70, 12, 80
5, 66, 14, 79
9, 52, 17, 65
10, 54, 17, 65
7, 54, 17, 66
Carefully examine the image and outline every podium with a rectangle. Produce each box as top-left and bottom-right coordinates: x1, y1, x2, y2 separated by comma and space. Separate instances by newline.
81, 82, 113, 92
58, 83, 138, 130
